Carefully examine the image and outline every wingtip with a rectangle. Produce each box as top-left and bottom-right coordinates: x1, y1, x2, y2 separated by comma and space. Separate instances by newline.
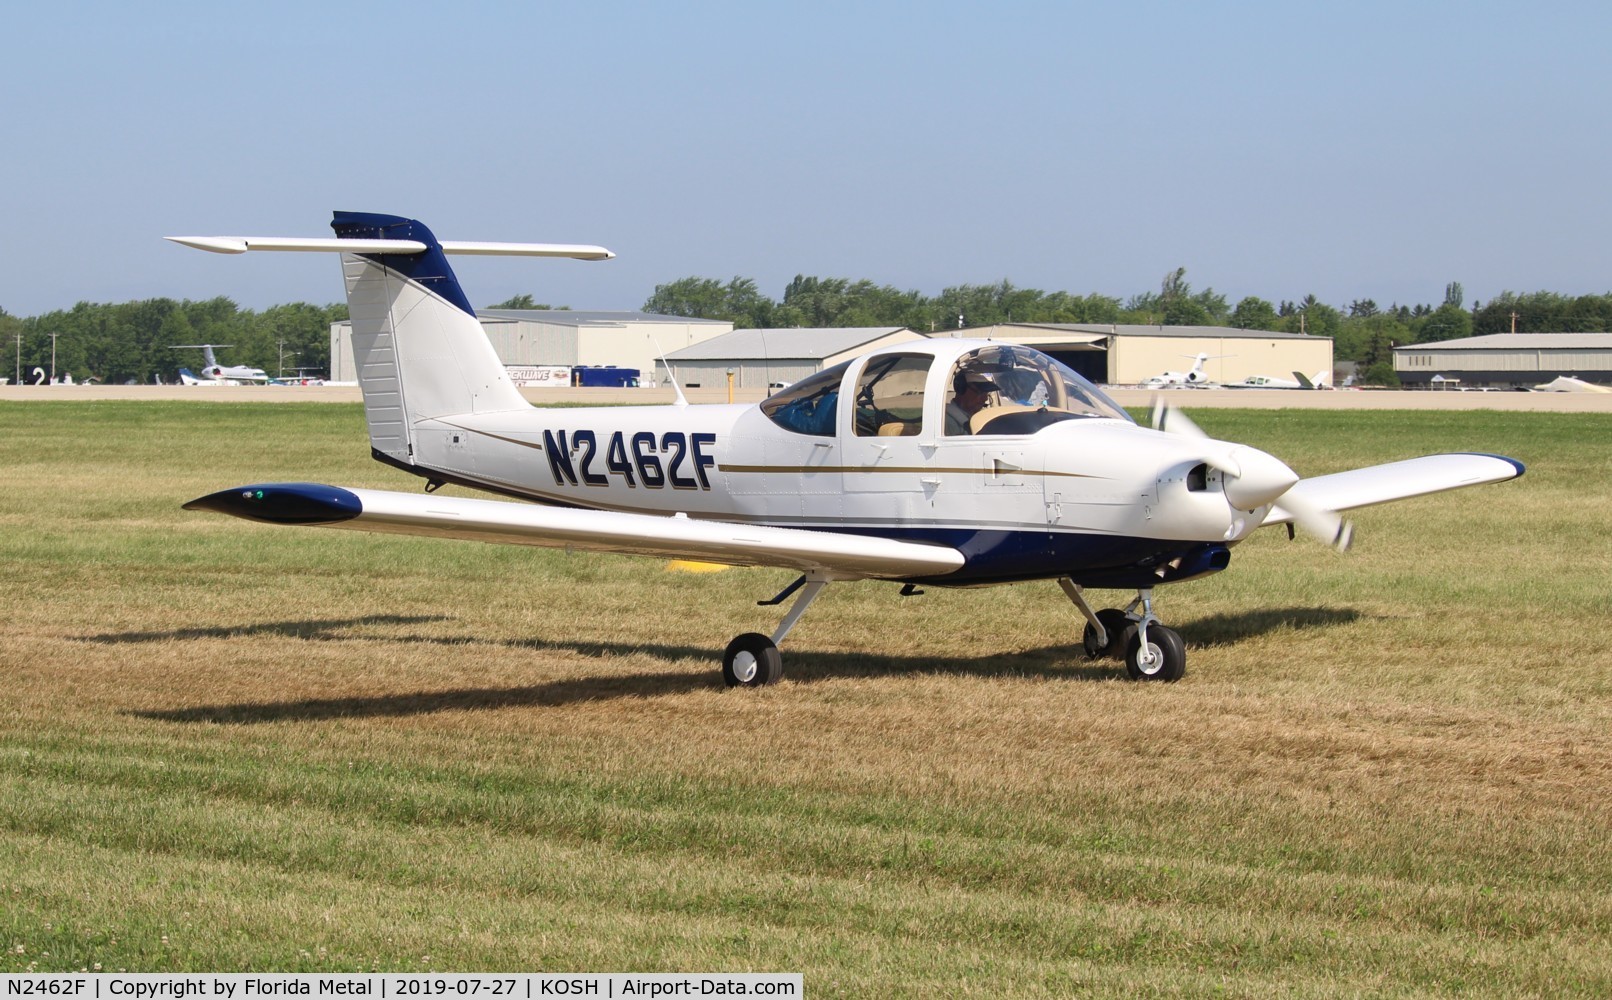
165, 236, 248, 254
1457, 454, 1528, 483
182, 483, 363, 524
1458, 453, 1527, 480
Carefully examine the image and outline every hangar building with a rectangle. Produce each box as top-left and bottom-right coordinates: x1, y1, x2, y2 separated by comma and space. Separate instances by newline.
656, 327, 923, 389
330, 310, 732, 385
1393, 333, 1612, 388
945, 323, 1333, 385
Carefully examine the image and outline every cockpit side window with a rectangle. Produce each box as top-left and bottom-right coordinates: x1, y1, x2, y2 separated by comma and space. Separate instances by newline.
759, 360, 852, 436
853, 354, 931, 437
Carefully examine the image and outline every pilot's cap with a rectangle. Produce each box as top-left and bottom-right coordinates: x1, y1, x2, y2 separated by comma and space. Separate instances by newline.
954, 371, 995, 393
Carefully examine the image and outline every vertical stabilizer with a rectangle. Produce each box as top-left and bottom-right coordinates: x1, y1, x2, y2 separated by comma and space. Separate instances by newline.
330, 212, 529, 465
166, 213, 612, 468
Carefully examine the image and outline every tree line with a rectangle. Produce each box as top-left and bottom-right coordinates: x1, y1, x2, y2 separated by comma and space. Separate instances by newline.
642, 273, 1612, 374
3, 276, 1609, 384
0, 298, 346, 384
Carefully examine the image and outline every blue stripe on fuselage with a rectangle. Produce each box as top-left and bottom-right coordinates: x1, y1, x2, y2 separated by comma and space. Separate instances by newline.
829, 524, 1231, 588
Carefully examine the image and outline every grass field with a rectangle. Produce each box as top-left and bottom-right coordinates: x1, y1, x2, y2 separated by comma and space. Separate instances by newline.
1, 400, 1608, 996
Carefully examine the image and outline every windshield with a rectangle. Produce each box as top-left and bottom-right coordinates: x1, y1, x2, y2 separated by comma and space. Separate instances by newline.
944, 345, 1132, 435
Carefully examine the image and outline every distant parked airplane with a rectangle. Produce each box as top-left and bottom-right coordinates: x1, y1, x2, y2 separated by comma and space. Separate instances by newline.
1141, 353, 1224, 388
1228, 370, 1331, 390
171, 344, 269, 384
1533, 376, 1612, 393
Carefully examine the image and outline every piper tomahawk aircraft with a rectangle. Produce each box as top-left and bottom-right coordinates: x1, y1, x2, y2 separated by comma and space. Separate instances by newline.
169, 212, 1524, 685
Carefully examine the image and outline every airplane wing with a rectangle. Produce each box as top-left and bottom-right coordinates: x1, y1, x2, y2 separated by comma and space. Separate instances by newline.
1262, 453, 1524, 526
184, 483, 966, 581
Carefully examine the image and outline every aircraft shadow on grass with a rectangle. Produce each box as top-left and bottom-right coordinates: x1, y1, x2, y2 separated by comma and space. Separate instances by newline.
84, 614, 455, 644
111, 607, 1359, 725
1175, 607, 1360, 648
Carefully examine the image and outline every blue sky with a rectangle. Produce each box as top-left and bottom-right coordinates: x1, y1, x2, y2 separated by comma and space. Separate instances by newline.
3, 1, 1608, 318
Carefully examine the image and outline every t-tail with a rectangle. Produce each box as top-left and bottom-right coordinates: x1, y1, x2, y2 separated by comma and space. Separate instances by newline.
332, 211, 528, 466
166, 213, 614, 470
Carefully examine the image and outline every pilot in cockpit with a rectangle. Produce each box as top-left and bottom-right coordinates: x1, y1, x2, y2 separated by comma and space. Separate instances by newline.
945, 370, 995, 435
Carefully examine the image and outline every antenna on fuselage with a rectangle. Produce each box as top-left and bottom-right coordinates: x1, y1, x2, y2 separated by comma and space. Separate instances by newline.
650, 334, 688, 407
759, 328, 773, 398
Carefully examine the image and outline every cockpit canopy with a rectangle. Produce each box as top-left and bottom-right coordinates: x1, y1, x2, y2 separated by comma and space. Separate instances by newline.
760, 344, 1131, 437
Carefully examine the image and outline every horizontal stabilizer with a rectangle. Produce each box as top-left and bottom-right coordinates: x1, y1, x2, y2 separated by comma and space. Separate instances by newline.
438, 241, 615, 260
165, 236, 614, 260
1263, 453, 1524, 526
184, 483, 965, 581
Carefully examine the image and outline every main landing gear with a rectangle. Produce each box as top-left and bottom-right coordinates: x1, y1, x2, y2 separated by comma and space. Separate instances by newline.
1059, 579, 1186, 682
722, 574, 829, 687
724, 574, 1186, 687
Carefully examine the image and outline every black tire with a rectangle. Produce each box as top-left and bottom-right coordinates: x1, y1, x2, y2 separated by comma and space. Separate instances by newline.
1082, 608, 1133, 660
722, 632, 784, 687
1124, 624, 1186, 682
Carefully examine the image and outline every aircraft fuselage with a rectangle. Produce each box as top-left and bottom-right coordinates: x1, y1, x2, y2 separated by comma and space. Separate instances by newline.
402, 395, 1260, 588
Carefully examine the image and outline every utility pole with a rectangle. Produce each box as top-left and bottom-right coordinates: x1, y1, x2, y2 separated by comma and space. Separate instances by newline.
13, 331, 20, 386
49, 332, 60, 384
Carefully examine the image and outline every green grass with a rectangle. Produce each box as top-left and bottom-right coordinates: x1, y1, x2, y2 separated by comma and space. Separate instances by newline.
1, 400, 1609, 996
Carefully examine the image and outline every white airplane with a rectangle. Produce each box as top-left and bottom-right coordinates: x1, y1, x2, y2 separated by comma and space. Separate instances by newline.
169, 212, 1523, 685
1141, 353, 1223, 388
172, 344, 271, 384
1534, 375, 1612, 394
1228, 370, 1331, 390
270, 367, 327, 386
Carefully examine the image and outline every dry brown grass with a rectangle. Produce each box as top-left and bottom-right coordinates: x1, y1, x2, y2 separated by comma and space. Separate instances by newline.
2, 401, 1609, 996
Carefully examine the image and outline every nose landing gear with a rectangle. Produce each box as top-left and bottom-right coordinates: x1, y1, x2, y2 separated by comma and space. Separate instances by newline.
1059, 579, 1187, 682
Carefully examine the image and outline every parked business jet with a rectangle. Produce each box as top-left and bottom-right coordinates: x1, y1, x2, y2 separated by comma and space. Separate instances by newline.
172, 344, 270, 384
169, 213, 1523, 685
1141, 353, 1223, 388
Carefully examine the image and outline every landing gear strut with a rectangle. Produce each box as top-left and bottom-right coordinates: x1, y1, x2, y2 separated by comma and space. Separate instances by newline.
1059, 579, 1186, 682
723, 574, 829, 687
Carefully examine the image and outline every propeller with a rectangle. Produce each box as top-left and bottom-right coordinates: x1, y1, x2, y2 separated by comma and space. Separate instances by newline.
1150, 398, 1354, 551
1274, 488, 1355, 551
